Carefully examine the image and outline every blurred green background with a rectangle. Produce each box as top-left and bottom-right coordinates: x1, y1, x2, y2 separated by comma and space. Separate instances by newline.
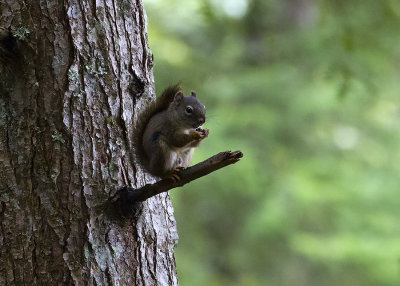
143, 0, 400, 285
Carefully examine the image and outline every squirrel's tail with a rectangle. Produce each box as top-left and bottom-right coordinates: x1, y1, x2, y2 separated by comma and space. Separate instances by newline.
133, 84, 182, 170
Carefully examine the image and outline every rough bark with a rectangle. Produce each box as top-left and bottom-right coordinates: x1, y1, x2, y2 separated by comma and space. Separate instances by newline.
0, 0, 178, 285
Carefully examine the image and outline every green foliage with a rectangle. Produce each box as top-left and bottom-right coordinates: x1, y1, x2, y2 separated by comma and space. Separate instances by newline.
144, 0, 400, 285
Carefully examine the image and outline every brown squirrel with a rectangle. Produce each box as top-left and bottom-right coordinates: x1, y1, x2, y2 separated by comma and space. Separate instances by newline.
134, 84, 209, 178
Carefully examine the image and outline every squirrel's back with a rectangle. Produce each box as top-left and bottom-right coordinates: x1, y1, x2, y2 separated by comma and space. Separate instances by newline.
133, 84, 182, 169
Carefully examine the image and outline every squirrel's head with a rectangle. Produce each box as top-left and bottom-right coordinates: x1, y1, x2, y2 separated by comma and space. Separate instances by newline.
171, 91, 206, 129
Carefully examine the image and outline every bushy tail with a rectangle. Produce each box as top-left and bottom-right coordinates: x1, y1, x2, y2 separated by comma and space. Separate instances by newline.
133, 84, 182, 170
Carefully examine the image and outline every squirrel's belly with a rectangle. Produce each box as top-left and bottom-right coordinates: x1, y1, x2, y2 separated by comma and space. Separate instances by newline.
164, 147, 195, 170
164, 150, 178, 171
180, 148, 195, 167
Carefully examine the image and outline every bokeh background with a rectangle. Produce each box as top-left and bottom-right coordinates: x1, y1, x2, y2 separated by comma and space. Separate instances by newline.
143, 0, 400, 285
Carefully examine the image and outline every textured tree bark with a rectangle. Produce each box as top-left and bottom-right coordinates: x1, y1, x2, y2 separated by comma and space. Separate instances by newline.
0, 0, 178, 285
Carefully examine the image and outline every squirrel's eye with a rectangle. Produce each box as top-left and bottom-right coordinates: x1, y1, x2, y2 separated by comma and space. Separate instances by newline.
185, 106, 193, 114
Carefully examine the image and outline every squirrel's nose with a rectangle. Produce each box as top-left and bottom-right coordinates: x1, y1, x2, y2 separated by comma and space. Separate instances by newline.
198, 117, 205, 125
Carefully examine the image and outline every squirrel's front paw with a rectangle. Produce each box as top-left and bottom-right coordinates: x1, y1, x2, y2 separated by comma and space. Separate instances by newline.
195, 128, 210, 139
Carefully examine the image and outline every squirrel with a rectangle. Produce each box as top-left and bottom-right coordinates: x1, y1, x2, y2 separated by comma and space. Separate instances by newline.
134, 84, 209, 179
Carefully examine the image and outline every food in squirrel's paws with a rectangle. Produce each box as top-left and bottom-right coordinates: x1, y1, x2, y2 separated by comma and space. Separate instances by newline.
196, 127, 208, 137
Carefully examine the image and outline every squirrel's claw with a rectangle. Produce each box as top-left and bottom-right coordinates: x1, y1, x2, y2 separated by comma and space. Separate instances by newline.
165, 167, 185, 182
168, 173, 181, 182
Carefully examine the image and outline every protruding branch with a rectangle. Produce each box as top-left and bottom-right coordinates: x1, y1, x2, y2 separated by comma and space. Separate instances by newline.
113, 150, 243, 206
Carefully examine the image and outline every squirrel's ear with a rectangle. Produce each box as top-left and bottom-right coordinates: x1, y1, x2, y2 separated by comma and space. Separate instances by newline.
191, 91, 197, 97
174, 91, 184, 104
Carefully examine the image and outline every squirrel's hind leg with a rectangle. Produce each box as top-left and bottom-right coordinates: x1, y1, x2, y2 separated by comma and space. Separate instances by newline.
147, 144, 167, 177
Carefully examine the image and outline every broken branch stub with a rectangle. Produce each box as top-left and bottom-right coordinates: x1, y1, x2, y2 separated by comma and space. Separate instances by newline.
113, 150, 243, 206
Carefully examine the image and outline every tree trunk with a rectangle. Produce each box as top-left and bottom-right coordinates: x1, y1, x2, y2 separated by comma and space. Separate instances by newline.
0, 0, 179, 285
